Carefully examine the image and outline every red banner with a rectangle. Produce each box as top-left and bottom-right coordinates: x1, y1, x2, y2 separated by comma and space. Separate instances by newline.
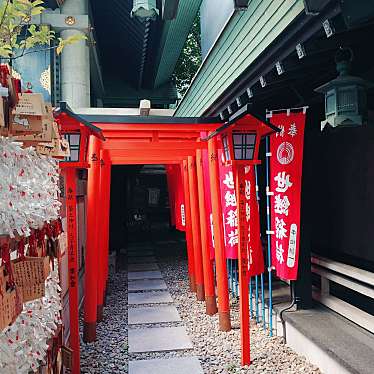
236, 165, 264, 279
269, 111, 306, 280
201, 149, 215, 259
166, 164, 185, 231
174, 166, 185, 232
246, 165, 265, 277
219, 151, 238, 259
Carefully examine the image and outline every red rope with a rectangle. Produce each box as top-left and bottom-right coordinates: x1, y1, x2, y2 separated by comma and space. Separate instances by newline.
28, 232, 38, 257
36, 229, 46, 256
17, 238, 25, 259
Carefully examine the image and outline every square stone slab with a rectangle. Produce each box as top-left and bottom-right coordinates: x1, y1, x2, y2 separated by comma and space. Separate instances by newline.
128, 250, 154, 257
128, 279, 167, 292
128, 291, 173, 305
128, 256, 157, 264
128, 271, 163, 280
128, 263, 160, 272
128, 327, 193, 353
128, 305, 181, 325
129, 357, 203, 374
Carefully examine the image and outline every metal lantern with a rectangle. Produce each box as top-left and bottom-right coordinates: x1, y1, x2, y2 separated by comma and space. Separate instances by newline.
315, 48, 373, 131
55, 102, 104, 169
131, 0, 159, 21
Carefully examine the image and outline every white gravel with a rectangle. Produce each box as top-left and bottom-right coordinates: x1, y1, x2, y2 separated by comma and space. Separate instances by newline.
80, 266, 129, 374
79, 242, 321, 374
157, 247, 321, 374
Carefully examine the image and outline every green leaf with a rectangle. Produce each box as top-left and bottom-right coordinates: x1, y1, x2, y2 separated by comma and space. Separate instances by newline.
56, 33, 87, 55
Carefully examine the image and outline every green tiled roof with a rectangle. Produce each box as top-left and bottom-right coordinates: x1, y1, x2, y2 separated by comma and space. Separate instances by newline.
175, 0, 305, 116
153, 0, 202, 88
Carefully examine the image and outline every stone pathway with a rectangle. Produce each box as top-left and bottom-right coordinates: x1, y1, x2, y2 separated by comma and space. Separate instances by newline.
80, 238, 320, 373
127, 248, 204, 374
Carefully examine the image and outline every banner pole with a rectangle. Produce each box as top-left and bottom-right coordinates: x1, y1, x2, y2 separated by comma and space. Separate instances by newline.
255, 276, 259, 322
234, 163, 250, 366
255, 165, 266, 331
265, 136, 274, 336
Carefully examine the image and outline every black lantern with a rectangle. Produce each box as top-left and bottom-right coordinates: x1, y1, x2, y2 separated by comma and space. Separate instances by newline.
315, 48, 373, 131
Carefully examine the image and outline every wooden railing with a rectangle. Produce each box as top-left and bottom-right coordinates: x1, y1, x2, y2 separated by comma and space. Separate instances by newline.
311, 254, 374, 333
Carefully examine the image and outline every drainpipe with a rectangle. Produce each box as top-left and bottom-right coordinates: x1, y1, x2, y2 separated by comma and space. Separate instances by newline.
279, 281, 300, 343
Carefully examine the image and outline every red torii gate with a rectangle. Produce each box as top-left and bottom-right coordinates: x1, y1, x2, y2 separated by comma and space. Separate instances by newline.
57, 107, 276, 372
88, 114, 229, 329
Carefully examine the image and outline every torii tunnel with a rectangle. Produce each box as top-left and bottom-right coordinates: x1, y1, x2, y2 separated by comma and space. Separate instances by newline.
57, 106, 277, 372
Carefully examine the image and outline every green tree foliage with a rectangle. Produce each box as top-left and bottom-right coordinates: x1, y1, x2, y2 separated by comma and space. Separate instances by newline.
0, 0, 85, 60
173, 14, 201, 98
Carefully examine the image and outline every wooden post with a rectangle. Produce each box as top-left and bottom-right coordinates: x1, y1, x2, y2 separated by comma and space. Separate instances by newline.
182, 160, 196, 292
196, 149, 218, 315
102, 151, 112, 299
188, 155, 205, 301
65, 168, 80, 374
83, 136, 101, 342
207, 138, 231, 331
234, 163, 251, 365
97, 149, 110, 322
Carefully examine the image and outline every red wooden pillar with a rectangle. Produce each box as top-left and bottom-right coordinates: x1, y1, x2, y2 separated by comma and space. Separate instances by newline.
196, 149, 218, 315
188, 155, 205, 301
97, 149, 111, 322
207, 137, 231, 331
234, 163, 251, 365
102, 151, 111, 298
83, 136, 101, 342
65, 168, 80, 374
166, 166, 176, 227
182, 160, 196, 292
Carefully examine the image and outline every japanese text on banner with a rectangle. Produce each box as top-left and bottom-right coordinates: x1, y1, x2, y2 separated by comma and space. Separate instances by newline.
269, 112, 306, 280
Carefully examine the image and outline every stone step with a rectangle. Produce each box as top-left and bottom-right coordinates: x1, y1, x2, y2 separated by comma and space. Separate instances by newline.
128, 326, 193, 353
128, 256, 157, 264
128, 291, 173, 305
128, 305, 181, 325
128, 263, 160, 272
128, 271, 163, 280
129, 357, 203, 374
128, 279, 167, 292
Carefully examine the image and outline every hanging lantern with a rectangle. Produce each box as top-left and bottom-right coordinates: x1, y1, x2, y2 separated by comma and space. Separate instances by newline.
131, 0, 159, 21
315, 48, 373, 131
221, 130, 258, 162
213, 106, 280, 165
54, 102, 104, 168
